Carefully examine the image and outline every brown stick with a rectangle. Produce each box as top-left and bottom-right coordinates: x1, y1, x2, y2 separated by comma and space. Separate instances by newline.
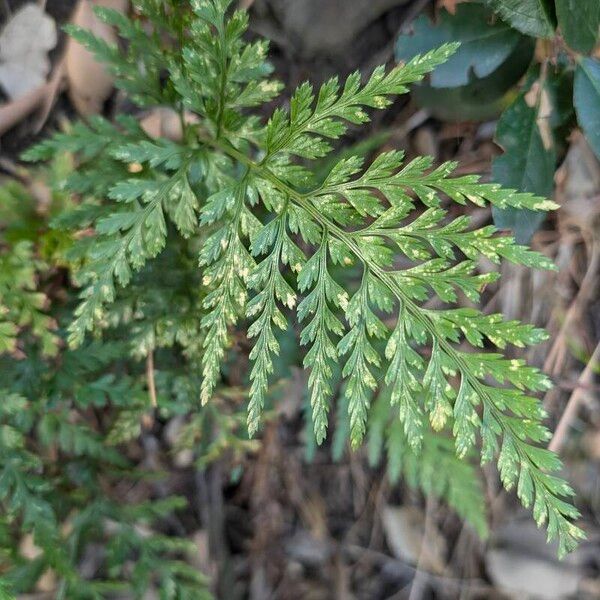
548, 341, 600, 454
408, 495, 437, 600
544, 238, 599, 377
32, 60, 66, 133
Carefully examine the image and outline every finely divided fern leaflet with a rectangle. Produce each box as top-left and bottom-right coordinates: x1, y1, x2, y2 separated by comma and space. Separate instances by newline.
23, 0, 584, 557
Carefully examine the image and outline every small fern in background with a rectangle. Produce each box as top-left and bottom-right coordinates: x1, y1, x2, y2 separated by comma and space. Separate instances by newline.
0, 171, 214, 597
10, 0, 584, 583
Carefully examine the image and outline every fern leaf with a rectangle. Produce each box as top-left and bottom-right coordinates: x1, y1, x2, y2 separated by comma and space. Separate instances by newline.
24, 0, 585, 556
297, 235, 347, 443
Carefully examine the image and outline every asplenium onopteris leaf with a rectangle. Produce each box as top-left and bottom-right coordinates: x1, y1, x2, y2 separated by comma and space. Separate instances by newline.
24, 0, 585, 558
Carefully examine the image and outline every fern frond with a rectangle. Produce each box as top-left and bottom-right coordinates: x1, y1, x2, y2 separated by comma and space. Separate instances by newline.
298, 234, 347, 443
199, 179, 258, 403
246, 201, 302, 434
68, 167, 191, 346
202, 131, 582, 554
0, 241, 58, 356
25, 0, 584, 557
338, 271, 390, 445
263, 44, 459, 162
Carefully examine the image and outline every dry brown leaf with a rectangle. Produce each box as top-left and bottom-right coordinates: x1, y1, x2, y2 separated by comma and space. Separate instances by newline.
487, 548, 582, 599
65, 0, 128, 115
0, 4, 57, 99
487, 520, 584, 600
381, 505, 446, 573
139, 107, 199, 141
140, 107, 184, 141
0, 80, 52, 137
31, 59, 67, 133
19, 534, 57, 592
439, 0, 459, 14
556, 132, 600, 232
524, 81, 554, 151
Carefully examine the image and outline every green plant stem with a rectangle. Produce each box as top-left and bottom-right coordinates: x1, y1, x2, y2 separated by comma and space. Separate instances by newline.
215, 20, 229, 139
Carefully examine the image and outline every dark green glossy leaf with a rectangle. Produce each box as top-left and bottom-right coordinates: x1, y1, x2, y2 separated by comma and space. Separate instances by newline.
556, 0, 600, 54
574, 58, 600, 160
486, 0, 555, 37
411, 36, 534, 121
492, 74, 557, 243
396, 4, 523, 88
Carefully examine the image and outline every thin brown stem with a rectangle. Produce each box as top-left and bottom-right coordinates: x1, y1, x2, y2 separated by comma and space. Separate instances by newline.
408, 495, 437, 600
549, 341, 600, 454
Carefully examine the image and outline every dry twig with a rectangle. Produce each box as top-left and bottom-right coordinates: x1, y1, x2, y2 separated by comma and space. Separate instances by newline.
549, 341, 600, 454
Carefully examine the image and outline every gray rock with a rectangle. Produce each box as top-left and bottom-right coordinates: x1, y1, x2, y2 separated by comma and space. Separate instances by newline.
256, 0, 410, 57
